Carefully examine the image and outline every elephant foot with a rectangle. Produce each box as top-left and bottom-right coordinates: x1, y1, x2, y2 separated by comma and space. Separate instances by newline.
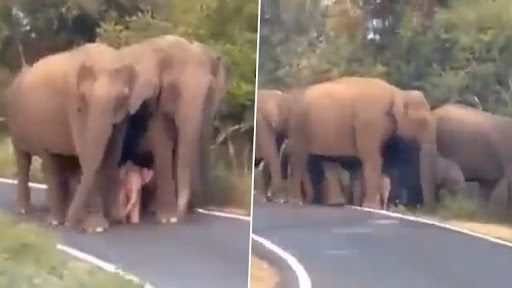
362, 201, 382, 210
155, 210, 178, 224
46, 215, 64, 227
16, 203, 32, 215
288, 198, 304, 206
82, 214, 109, 233
176, 196, 190, 221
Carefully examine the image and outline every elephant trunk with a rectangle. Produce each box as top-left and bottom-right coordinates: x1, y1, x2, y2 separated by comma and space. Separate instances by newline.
66, 108, 114, 226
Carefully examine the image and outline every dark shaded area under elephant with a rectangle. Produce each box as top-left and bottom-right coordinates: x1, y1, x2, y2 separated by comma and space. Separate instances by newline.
304, 136, 424, 207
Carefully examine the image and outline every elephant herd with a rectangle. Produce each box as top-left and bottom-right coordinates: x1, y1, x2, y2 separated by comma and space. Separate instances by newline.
6, 35, 227, 233
255, 77, 512, 213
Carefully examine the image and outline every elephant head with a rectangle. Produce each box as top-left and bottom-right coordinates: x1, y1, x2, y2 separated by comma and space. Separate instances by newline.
255, 89, 295, 199
66, 44, 138, 227
392, 89, 438, 206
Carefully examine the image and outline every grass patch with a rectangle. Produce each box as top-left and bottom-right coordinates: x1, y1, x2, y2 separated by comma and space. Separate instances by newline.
390, 189, 512, 243
250, 254, 279, 288
0, 212, 142, 287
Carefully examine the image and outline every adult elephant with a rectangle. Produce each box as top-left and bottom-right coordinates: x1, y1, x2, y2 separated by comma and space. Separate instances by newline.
433, 104, 512, 210
287, 77, 437, 209
120, 35, 227, 222
7, 43, 137, 232
255, 89, 345, 204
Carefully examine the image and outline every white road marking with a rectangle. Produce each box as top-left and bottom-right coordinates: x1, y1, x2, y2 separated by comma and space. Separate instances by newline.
369, 219, 399, 225
331, 227, 373, 234
57, 244, 155, 288
325, 249, 358, 255
350, 205, 512, 248
252, 233, 312, 288
0, 178, 249, 287
196, 208, 250, 221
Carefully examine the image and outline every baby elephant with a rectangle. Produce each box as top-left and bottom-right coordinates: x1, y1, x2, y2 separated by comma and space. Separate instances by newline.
118, 161, 154, 224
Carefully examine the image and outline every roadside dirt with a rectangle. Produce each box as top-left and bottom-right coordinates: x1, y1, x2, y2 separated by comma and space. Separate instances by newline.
447, 220, 512, 243
250, 254, 279, 288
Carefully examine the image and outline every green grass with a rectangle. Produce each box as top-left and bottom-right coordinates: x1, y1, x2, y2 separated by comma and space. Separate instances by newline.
0, 212, 143, 288
390, 188, 512, 226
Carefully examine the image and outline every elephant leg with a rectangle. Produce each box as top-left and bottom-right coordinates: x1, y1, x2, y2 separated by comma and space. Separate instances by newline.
322, 162, 346, 206
190, 113, 213, 210
288, 139, 308, 205
360, 155, 383, 209
301, 170, 315, 204
94, 125, 126, 224
14, 147, 32, 214
40, 154, 67, 226
351, 170, 364, 206
149, 115, 177, 223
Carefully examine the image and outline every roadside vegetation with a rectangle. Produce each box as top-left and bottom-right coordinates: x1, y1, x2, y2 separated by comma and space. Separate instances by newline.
391, 188, 512, 243
250, 254, 279, 288
0, 212, 142, 287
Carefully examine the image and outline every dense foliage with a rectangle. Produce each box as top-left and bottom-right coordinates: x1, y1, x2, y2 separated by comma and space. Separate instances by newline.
0, 0, 257, 135
259, 0, 512, 115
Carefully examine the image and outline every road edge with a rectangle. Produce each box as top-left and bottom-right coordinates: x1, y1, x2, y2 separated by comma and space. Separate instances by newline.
251, 233, 312, 288
350, 205, 512, 248
57, 244, 155, 288
0, 178, 155, 287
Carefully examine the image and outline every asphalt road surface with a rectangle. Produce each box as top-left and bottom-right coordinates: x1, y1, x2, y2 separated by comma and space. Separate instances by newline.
252, 200, 512, 288
0, 182, 250, 288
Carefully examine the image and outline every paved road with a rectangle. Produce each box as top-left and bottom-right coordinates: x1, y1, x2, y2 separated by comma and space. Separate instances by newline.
0, 182, 250, 288
252, 200, 512, 288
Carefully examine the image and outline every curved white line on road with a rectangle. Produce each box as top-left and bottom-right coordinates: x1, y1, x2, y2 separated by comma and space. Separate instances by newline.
252, 233, 312, 288
195, 208, 250, 221
350, 205, 512, 248
0, 177, 251, 288
57, 244, 155, 288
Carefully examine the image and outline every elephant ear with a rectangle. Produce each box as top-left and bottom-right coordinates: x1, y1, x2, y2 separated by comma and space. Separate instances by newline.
404, 90, 431, 131
128, 50, 163, 115
76, 64, 96, 111
113, 64, 137, 96
111, 64, 138, 122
